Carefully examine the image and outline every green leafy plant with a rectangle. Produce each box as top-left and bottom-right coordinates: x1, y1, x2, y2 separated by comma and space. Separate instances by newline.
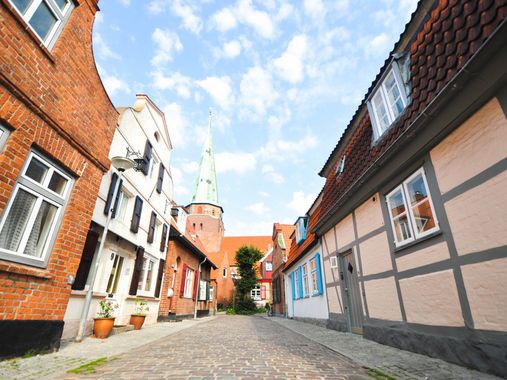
96, 298, 119, 318
225, 306, 235, 315
232, 245, 263, 315
133, 298, 149, 316
67, 357, 109, 374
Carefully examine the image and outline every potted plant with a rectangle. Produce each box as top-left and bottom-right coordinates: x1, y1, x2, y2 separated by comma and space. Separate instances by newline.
129, 298, 149, 330
93, 298, 119, 339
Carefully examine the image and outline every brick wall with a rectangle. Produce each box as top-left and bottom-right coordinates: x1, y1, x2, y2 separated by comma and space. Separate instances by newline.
0, 0, 117, 328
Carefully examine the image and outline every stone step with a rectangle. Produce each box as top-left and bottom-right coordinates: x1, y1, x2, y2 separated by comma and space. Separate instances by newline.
110, 325, 134, 336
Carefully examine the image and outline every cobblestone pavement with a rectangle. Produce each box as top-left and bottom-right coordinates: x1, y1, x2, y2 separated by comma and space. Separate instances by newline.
268, 317, 501, 380
60, 315, 370, 380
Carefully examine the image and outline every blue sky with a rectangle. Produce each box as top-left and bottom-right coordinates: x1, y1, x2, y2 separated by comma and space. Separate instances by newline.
93, 0, 418, 236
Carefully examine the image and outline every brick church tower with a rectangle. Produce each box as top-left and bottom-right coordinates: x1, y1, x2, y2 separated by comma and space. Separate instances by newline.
186, 111, 224, 253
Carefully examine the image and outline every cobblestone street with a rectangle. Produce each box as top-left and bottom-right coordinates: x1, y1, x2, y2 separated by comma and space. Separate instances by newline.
60, 315, 369, 380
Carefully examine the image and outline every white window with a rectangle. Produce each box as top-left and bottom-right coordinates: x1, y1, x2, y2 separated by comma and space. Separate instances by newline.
198, 279, 207, 301
0, 152, 72, 267
293, 269, 300, 298
183, 267, 194, 298
295, 216, 307, 244
106, 252, 124, 294
250, 284, 261, 301
148, 156, 159, 179
9, 0, 74, 49
335, 155, 346, 176
137, 256, 156, 295
265, 262, 272, 272
368, 66, 408, 140
302, 263, 309, 297
330, 256, 338, 269
386, 168, 439, 247
310, 257, 319, 295
116, 188, 131, 222
222, 268, 227, 278
209, 286, 214, 301
0, 124, 9, 150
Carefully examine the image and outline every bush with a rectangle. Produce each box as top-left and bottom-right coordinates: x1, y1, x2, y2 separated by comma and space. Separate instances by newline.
225, 306, 235, 315
256, 306, 267, 314
234, 299, 257, 315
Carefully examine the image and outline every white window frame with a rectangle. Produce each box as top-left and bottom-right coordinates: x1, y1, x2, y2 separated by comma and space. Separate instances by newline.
250, 284, 261, 301
330, 256, 338, 269
198, 279, 207, 301
310, 257, 319, 295
0, 124, 9, 151
293, 269, 300, 299
368, 64, 408, 141
208, 286, 214, 301
148, 155, 159, 179
302, 263, 309, 297
386, 168, 440, 247
137, 255, 157, 296
183, 267, 194, 298
105, 251, 125, 295
265, 261, 272, 272
8, 0, 74, 50
0, 151, 72, 267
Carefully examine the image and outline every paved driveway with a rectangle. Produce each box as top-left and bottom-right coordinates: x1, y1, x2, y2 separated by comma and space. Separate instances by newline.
61, 315, 369, 380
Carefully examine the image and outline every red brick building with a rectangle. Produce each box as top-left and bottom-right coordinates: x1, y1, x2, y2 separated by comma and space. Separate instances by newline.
0, 0, 117, 357
270, 223, 294, 316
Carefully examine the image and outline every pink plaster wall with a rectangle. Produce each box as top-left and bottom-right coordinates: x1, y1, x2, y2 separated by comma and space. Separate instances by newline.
335, 214, 355, 248
354, 194, 385, 238
322, 229, 337, 258
461, 257, 507, 331
359, 232, 392, 276
430, 98, 507, 194
327, 284, 345, 314
396, 241, 450, 272
364, 277, 402, 321
445, 170, 507, 256
400, 270, 464, 326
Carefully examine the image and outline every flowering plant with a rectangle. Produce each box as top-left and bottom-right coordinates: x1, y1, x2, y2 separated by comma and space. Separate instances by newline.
96, 298, 119, 318
133, 298, 149, 316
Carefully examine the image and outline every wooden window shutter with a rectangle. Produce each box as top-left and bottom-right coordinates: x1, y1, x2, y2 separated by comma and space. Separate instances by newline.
315, 253, 323, 295
192, 269, 199, 300
156, 163, 164, 193
129, 246, 145, 295
160, 223, 168, 252
72, 230, 99, 290
206, 281, 210, 301
147, 211, 157, 243
142, 140, 152, 176
298, 266, 303, 298
130, 196, 143, 233
103, 172, 118, 215
111, 179, 123, 218
290, 273, 296, 301
154, 259, 165, 298
180, 264, 188, 297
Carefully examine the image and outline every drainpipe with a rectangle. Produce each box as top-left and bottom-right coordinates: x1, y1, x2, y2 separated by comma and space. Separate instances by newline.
194, 256, 207, 319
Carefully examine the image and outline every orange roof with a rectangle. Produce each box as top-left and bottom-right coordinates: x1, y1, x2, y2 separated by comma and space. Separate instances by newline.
211, 236, 272, 268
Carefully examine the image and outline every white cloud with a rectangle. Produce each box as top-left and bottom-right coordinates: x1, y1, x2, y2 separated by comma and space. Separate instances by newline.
151, 28, 183, 66
171, 0, 202, 34
196, 76, 234, 110
257, 132, 318, 163
304, 0, 326, 19
151, 71, 192, 98
363, 33, 390, 57
246, 202, 270, 216
100, 71, 130, 96
215, 151, 256, 174
147, 0, 165, 14
182, 161, 199, 173
275, 2, 295, 21
288, 191, 315, 215
93, 32, 121, 60
223, 40, 242, 59
118, 0, 130, 6
225, 219, 273, 236
259, 191, 271, 198
163, 102, 188, 147
273, 34, 308, 84
171, 166, 189, 196
240, 66, 278, 115
210, 7, 237, 32
236, 0, 275, 39
262, 164, 284, 184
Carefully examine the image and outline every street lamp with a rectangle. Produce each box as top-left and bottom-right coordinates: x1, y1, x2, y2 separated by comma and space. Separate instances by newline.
75, 155, 135, 342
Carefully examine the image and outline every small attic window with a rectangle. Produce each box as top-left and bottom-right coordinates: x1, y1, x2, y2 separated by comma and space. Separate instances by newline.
154, 131, 160, 142
335, 155, 346, 177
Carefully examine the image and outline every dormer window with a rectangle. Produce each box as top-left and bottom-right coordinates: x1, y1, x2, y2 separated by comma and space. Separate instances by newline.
295, 216, 308, 245
335, 155, 346, 177
367, 63, 409, 141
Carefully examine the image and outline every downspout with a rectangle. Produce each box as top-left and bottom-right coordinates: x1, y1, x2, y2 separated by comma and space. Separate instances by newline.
194, 256, 207, 319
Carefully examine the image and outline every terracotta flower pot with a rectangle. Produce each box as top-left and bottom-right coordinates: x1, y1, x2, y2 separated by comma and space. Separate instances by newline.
93, 317, 115, 338
129, 315, 146, 330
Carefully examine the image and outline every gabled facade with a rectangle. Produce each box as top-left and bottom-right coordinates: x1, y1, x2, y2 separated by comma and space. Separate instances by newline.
254, 248, 273, 305
0, 0, 118, 356
284, 193, 328, 323
271, 223, 294, 316
312, 1, 507, 376
158, 206, 217, 320
63, 95, 174, 339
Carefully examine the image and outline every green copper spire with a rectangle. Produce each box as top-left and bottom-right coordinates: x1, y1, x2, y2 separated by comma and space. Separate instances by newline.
191, 110, 219, 206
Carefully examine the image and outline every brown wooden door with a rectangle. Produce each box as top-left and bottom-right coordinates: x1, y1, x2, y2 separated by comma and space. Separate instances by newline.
340, 250, 363, 334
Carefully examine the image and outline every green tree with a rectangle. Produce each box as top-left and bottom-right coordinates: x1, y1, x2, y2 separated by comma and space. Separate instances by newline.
234, 245, 263, 314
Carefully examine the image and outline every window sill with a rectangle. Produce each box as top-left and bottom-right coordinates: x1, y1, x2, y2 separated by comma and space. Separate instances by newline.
70, 290, 108, 298
0, 261, 52, 279
1, 0, 56, 64
393, 230, 442, 253
125, 295, 160, 301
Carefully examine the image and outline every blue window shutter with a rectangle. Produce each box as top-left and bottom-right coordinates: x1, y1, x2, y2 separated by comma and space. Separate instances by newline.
297, 266, 303, 299
316, 253, 323, 295
302, 219, 307, 241
291, 273, 296, 301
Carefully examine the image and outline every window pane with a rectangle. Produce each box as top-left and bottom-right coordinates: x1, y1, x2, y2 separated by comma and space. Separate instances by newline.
406, 174, 428, 204
25, 158, 49, 184
12, 0, 33, 14
393, 214, 412, 242
54, 0, 68, 10
411, 200, 437, 233
145, 260, 154, 291
48, 171, 67, 195
24, 200, 58, 257
373, 92, 390, 132
138, 258, 147, 290
0, 189, 37, 252
388, 190, 406, 217
385, 73, 404, 118
29, 2, 57, 41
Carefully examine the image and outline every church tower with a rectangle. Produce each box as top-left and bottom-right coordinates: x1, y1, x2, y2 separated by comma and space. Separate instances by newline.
186, 111, 224, 253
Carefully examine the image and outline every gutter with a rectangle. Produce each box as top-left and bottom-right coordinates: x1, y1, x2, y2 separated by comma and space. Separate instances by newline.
282, 238, 319, 273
